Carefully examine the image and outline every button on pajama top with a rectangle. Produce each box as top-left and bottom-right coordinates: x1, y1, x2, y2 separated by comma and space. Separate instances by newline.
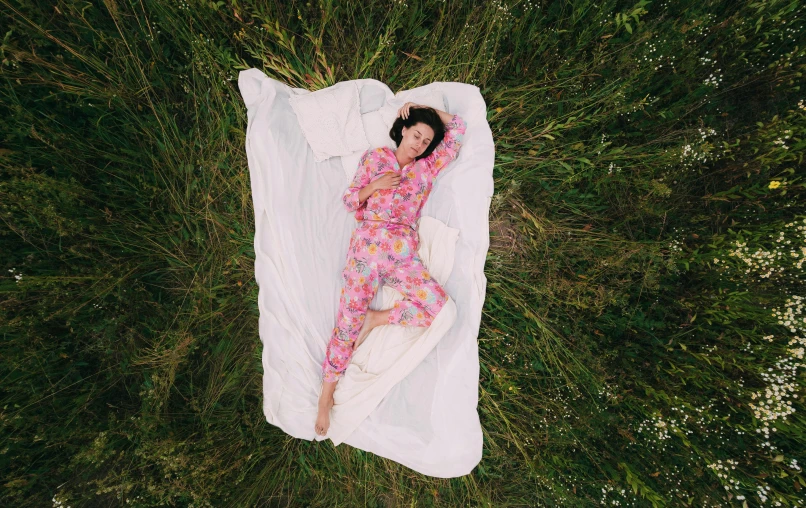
321, 114, 467, 383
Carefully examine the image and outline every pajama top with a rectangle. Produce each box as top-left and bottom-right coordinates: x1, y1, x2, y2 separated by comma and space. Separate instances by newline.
342, 114, 467, 226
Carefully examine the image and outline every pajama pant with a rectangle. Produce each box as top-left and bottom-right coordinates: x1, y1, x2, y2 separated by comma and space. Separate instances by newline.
321, 221, 448, 383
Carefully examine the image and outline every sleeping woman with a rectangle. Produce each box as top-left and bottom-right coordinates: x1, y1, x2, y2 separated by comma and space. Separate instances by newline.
315, 102, 466, 437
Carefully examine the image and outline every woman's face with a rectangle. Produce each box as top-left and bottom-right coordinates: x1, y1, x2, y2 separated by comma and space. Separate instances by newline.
401, 122, 435, 159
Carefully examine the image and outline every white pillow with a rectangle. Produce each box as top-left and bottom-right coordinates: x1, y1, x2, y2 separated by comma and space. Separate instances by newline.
359, 83, 388, 114
362, 111, 396, 149
379, 88, 447, 131
288, 82, 369, 162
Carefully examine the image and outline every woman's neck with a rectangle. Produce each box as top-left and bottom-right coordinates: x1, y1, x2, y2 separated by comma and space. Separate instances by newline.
394, 147, 413, 168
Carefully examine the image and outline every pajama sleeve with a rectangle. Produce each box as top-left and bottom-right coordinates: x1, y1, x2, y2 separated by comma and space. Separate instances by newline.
342, 149, 374, 212
426, 114, 467, 177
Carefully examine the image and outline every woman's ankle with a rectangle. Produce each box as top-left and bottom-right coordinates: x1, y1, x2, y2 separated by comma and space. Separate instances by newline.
372, 308, 391, 326
319, 379, 337, 400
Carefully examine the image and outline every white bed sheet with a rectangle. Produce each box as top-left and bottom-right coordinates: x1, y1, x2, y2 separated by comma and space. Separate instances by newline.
238, 69, 494, 478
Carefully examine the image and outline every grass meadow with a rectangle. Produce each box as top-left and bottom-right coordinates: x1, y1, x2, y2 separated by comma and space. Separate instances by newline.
2, 0, 805, 505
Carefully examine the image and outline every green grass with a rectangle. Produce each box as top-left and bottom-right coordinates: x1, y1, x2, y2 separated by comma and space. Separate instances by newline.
1, 0, 805, 505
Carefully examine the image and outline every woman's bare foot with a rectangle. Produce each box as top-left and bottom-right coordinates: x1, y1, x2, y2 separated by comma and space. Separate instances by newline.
315, 380, 336, 436
315, 399, 333, 436
352, 309, 390, 351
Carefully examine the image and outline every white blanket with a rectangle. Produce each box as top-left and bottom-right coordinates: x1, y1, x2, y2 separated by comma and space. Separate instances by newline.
238, 69, 494, 478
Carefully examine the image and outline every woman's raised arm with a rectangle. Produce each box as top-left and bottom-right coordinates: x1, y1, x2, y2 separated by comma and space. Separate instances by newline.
432, 108, 456, 125
426, 113, 467, 177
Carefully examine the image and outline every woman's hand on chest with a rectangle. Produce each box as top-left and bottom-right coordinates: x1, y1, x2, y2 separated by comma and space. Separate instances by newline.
370, 172, 401, 192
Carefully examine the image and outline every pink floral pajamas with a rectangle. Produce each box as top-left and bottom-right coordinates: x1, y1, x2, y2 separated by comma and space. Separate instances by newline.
321, 114, 467, 383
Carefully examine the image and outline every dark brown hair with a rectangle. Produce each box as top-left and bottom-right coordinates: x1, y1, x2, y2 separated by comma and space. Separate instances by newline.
388, 106, 446, 161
